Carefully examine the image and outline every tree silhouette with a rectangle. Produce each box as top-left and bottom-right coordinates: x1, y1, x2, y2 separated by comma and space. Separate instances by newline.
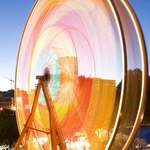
0, 109, 19, 148
142, 76, 150, 124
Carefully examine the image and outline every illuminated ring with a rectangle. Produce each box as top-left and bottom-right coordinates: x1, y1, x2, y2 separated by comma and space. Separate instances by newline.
119, 0, 148, 149
15, 0, 148, 149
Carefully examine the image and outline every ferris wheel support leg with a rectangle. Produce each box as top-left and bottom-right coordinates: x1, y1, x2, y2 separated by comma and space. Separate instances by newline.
15, 76, 67, 150
41, 80, 67, 150
23, 130, 30, 150
14, 82, 42, 150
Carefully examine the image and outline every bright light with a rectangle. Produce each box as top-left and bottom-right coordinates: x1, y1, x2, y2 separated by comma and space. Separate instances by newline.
11, 106, 16, 110
33, 137, 48, 145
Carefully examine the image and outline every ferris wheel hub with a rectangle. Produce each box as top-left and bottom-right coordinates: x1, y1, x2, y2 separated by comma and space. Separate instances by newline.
36, 67, 51, 84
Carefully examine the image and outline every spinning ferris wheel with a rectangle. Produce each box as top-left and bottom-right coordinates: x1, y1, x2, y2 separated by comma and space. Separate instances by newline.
14, 0, 148, 149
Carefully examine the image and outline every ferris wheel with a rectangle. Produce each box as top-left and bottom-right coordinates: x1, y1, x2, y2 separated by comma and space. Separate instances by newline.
14, 0, 148, 149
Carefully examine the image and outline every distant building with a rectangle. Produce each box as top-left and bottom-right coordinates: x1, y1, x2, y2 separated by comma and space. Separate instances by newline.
0, 89, 15, 110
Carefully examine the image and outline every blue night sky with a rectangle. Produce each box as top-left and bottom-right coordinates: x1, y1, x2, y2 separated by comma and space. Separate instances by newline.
0, 0, 35, 91
0, 0, 150, 91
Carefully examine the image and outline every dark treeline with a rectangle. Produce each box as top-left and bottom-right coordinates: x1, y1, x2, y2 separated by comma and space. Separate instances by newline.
143, 75, 150, 124
114, 68, 150, 126
0, 109, 19, 149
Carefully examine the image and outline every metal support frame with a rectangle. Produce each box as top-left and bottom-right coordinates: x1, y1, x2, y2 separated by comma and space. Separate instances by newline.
14, 76, 67, 150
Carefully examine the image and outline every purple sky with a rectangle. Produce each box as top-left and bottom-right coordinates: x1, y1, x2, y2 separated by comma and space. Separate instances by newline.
0, 0, 149, 91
